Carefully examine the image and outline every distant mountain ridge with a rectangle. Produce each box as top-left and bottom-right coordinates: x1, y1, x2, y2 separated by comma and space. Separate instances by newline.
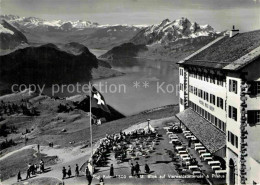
0, 15, 99, 31
131, 17, 217, 45
0, 19, 28, 49
0, 15, 143, 49
0, 42, 119, 85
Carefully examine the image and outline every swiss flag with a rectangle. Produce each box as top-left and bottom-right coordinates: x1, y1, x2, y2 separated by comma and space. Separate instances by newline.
91, 86, 110, 113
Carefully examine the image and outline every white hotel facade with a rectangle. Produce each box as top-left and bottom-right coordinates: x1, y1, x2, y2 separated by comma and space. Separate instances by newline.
177, 29, 260, 184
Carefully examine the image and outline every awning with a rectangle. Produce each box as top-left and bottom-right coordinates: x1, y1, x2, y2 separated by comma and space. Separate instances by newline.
176, 108, 226, 153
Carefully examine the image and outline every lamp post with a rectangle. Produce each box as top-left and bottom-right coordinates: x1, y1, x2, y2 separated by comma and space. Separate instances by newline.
147, 119, 150, 132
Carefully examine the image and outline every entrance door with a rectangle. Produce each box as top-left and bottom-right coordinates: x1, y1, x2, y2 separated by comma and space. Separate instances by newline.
229, 159, 235, 185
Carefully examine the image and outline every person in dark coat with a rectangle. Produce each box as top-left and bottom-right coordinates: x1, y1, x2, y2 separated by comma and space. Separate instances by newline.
67, 165, 72, 178
75, 164, 79, 177
62, 167, 67, 179
85, 166, 90, 179
87, 173, 93, 185
110, 164, 114, 177
135, 162, 140, 177
17, 171, 22, 182
145, 163, 150, 174
26, 164, 31, 179
130, 163, 135, 176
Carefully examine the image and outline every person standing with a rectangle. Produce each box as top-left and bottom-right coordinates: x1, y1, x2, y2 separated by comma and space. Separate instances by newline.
17, 171, 22, 182
67, 166, 72, 178
26, 164, 31, 179
75, 164, 79, 177
110, 164, 114, 177
130, 163, 135, 176
37, 144, 40, 153
145, 163, 150, 174
62, 167, 67, 179
135, 162, 140, 178
87, 173, 93, 185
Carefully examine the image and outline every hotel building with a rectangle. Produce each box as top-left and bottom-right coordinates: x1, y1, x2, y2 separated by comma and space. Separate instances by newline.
176, 28, 260, 184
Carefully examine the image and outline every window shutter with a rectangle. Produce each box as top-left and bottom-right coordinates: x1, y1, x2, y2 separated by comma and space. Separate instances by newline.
229, 79, 232, 92
229, 106, 231, 118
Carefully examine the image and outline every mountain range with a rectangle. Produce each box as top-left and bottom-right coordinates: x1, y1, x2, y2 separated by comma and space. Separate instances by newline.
130, 17, 217, 45
100, 17, 222, 61
0, 15, 143, 49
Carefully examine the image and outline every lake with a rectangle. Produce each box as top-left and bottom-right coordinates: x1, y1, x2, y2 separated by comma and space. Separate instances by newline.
0, 49, 179, 116
91, 50, 180, 116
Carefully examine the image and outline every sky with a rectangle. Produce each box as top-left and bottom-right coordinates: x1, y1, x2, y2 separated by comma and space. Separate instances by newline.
1, 0, 260, 32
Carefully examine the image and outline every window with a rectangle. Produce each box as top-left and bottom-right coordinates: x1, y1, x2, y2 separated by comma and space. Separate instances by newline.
194, 87, 197, 95
228, 131, 238, 148
210, 94, 215, 105
217, 76, 224, 86
249, 82, 260, 95
198, 89, 201, 98
229, 79, 238, 94
180, 98, 184, 105
210, 75, 216, 84
229, 106, 237, 121
217, 97, 224, 109
204, 92, 209, 101
205, 74, 209, 82
247, 110, 260, 125
179, 83, 184, 91
180, 68, 184, 76
211, 115, 215, 124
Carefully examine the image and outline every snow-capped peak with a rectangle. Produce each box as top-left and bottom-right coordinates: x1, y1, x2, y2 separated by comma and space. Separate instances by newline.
0, 15, 100, 30
131, 17, 218, 45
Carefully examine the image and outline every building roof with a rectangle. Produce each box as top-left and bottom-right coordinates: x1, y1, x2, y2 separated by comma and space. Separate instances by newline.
176, 108, 226, 153
179, 30, 260, 70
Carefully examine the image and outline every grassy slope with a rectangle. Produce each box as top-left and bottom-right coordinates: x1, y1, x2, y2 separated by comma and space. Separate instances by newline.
0, 90, 179, 181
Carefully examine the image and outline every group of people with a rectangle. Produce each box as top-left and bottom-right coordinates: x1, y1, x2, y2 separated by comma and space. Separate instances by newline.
130, 162, 150, 177
62, 164, 79, 179
17, 159, 45, 182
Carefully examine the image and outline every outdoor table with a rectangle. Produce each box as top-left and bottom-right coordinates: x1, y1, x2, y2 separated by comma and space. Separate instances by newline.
188, 165, 199, 170
204, 157, 213, 161
208, 161, 221, 166
169, 135, 178, 139
195, 146, 205, 151
163, 127, 171, 130
201, 153, 211, 158
170, 139, 179, 143
183, 131, 190, 133
193, 171, 201, 175
185, 161, 191, 165
198, 150, 207, 154
211, 165, 221, 170
183, 157, 191, 161
176, 146, 184, 150
194, 143, 202, 147
178, 150, 187, 154
184, 132, 191, 136
186, 135, 194, 139
180, 154, 189, 159
215, 170, 227, 174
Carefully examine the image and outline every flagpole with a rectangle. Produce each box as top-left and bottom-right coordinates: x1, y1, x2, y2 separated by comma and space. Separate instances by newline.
89, 82, 93, 158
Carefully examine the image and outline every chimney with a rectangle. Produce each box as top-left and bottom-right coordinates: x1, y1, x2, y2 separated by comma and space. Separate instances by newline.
230, 25, 239, 38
